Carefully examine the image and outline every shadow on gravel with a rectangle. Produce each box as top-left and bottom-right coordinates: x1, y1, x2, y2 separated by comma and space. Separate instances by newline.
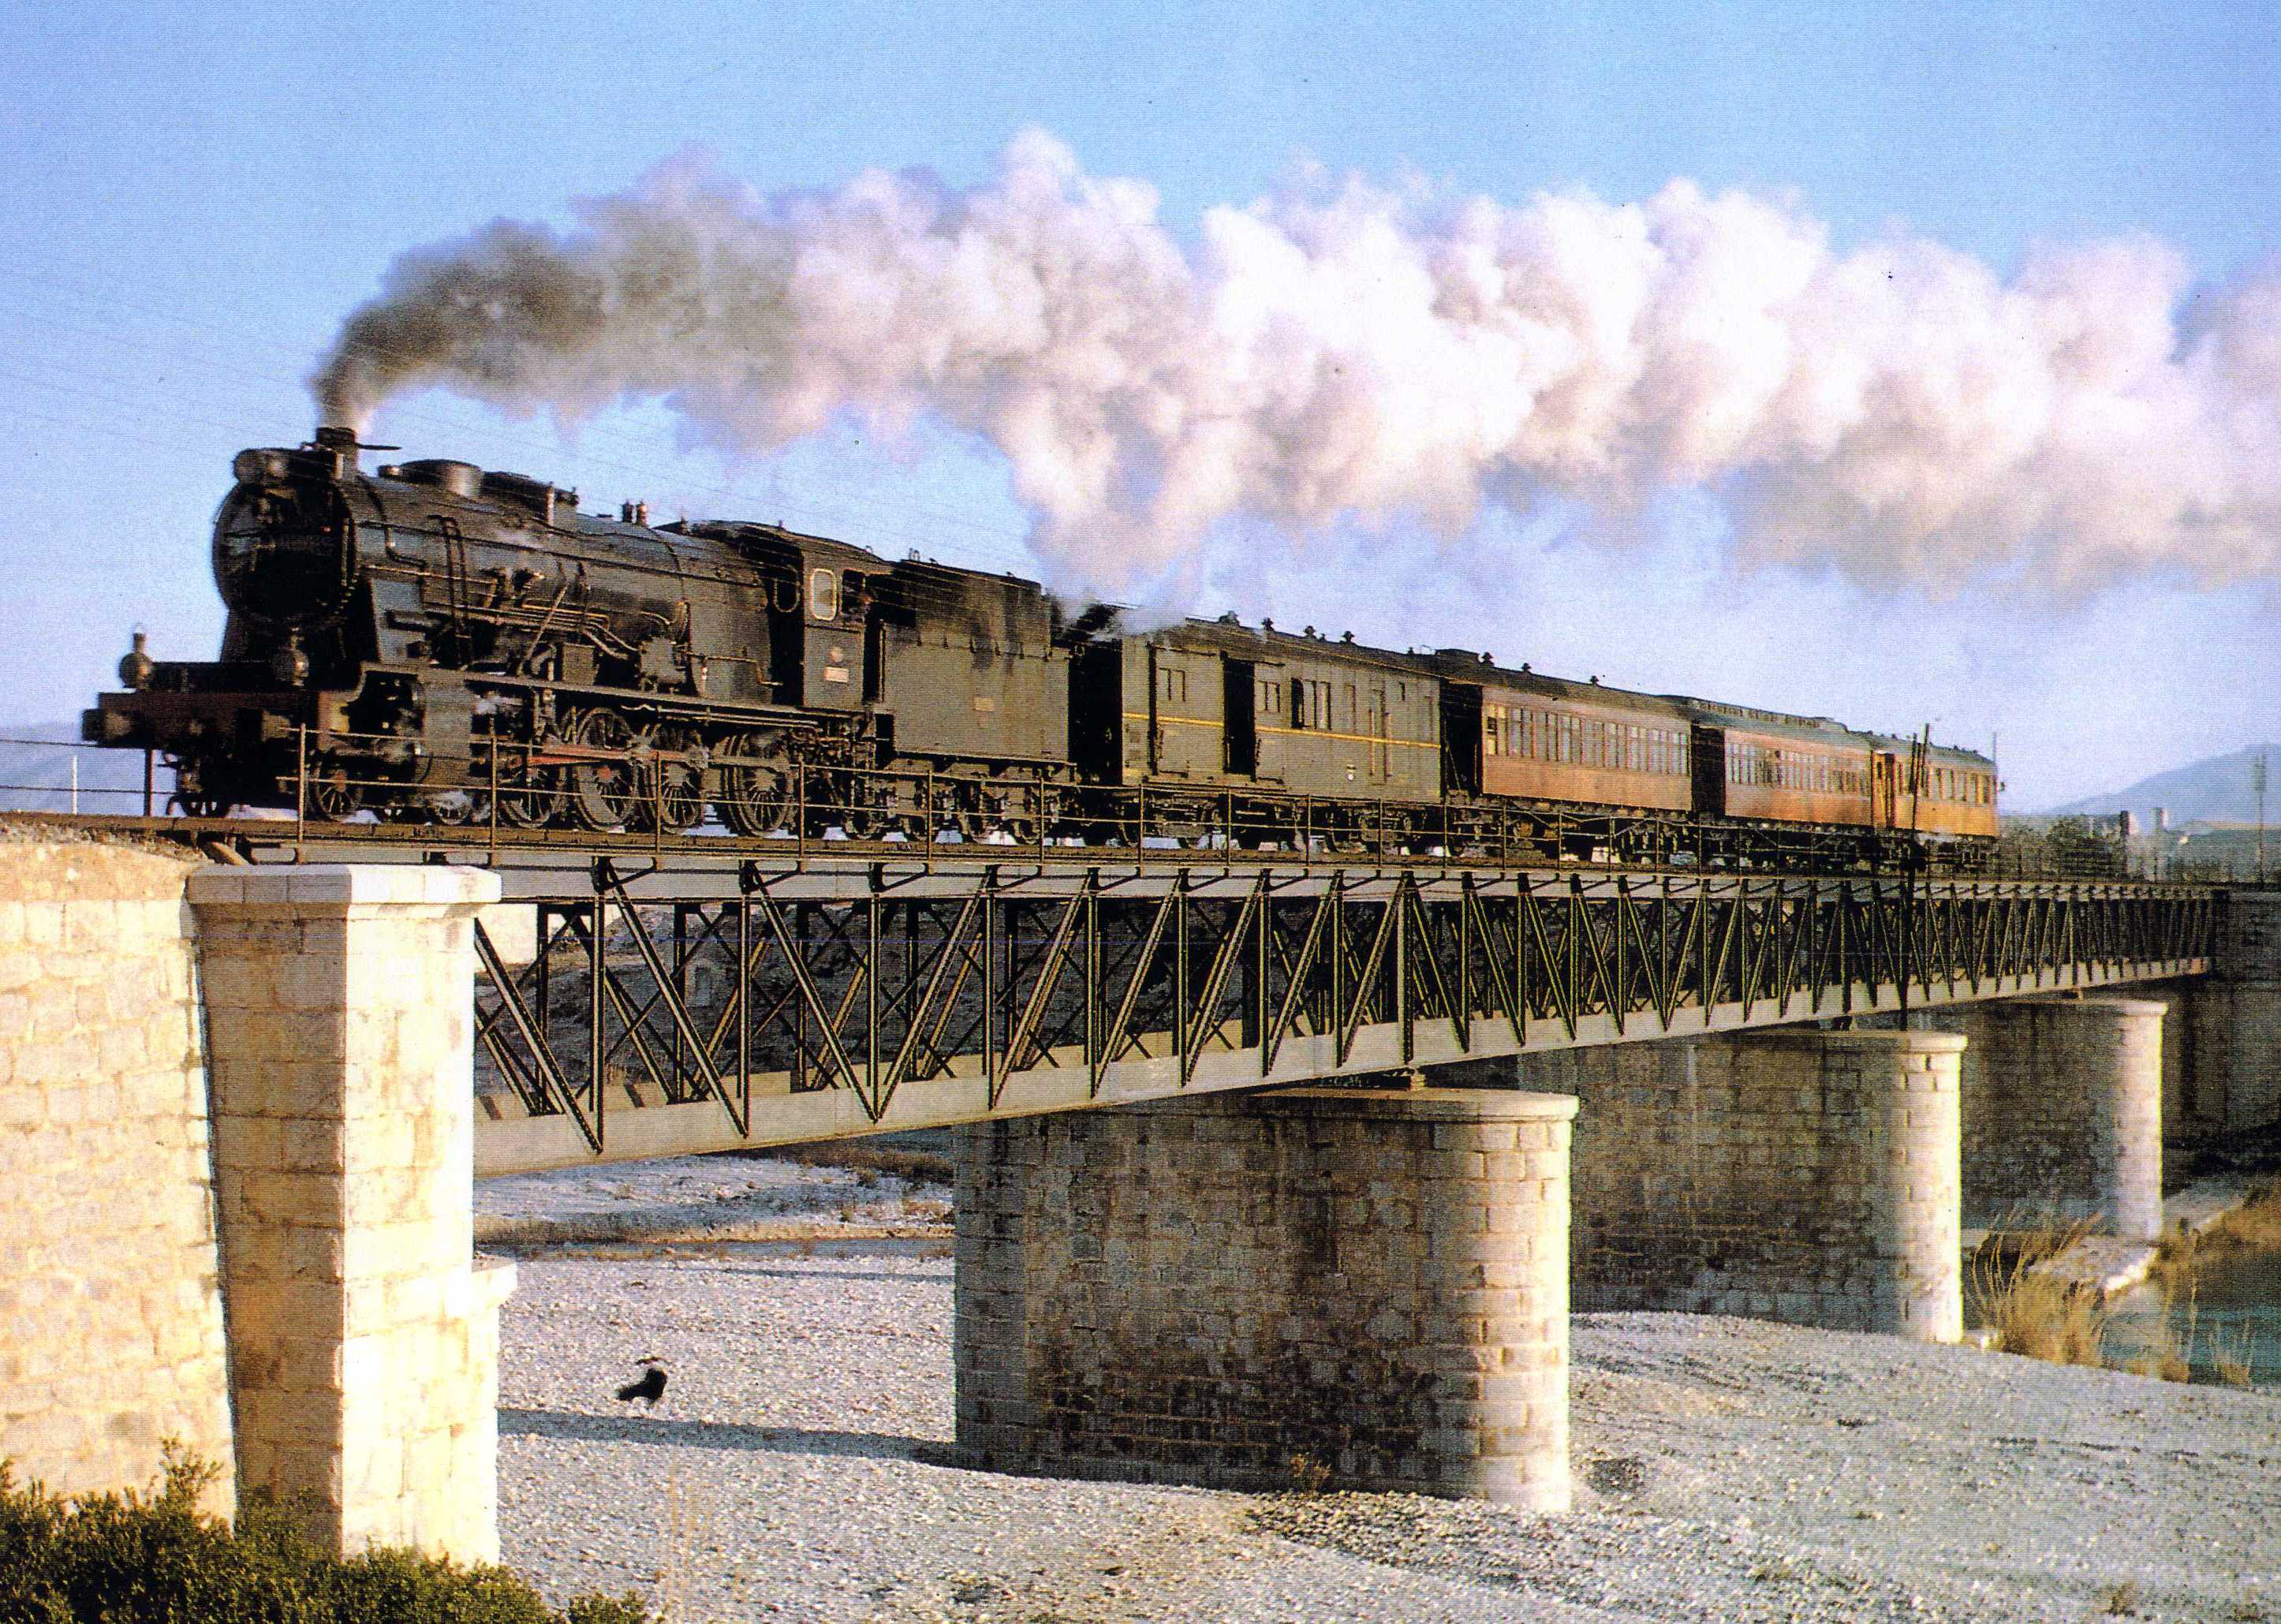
499, 1407, 932, 1461
705, 1264, 950, 1284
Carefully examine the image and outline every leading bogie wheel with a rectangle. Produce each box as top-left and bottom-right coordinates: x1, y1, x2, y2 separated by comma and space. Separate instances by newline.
306, 753, 363, 822
491, 745, 563, 830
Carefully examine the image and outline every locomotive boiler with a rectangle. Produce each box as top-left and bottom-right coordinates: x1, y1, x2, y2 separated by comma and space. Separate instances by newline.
84, 428, 2000, 866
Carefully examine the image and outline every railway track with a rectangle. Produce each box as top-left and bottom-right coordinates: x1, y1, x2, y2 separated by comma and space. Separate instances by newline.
3, 807, 2207, 897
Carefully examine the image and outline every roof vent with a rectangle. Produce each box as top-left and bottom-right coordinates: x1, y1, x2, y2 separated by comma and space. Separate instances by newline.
398, 459, 483, 499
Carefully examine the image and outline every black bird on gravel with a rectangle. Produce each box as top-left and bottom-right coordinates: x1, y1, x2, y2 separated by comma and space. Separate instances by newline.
615, 1357, 666, 1408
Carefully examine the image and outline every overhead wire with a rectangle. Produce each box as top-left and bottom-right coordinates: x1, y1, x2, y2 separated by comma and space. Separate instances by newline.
0, 267, 1055, 576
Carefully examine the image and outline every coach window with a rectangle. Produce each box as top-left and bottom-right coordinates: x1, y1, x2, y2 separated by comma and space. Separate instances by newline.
808, 567, 839, 622
1483, 706, 1502, 756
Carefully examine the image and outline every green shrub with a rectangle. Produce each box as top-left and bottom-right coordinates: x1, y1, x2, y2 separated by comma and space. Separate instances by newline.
0, 1448, 648, 1624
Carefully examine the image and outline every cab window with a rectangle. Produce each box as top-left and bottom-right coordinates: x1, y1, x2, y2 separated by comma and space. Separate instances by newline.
808, 567, 839, 622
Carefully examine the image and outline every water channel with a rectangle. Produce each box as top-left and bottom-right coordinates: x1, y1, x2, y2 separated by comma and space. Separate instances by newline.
2104, 1245, 2281, 1390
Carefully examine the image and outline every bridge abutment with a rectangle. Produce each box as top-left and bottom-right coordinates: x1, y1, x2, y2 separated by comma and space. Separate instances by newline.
189, 866, 513, 1563
1924, 997, 2165, 1241
953, 1087, 1578, 1510
1535, 1029, 1964, 1341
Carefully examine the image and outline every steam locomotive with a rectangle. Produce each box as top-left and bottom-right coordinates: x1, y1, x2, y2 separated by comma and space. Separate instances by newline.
83, 427, 1999, 864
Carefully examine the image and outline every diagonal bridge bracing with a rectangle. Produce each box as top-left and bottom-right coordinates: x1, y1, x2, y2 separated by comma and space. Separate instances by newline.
471, 858, 2214, 1174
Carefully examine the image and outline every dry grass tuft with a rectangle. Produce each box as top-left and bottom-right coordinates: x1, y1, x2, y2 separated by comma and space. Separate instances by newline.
2103, 1577, 2142, 1615
1973, 1226, 2107, 1368
2209, 1320, 2259, 1389
2120, 1346, 2192, 1383
2199, 1186, 2281, 1254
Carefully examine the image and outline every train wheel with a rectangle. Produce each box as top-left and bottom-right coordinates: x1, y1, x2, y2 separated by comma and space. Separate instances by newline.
173, 786, 230, 820
716, 733, 793, 837
633, 728, 707, 834
306, 753, 362, 821
998, 785, 1062, 847
565, 710, 638, 831
415, 790, 474, 826
488, 747, 562, 830
837, 785, 883, 839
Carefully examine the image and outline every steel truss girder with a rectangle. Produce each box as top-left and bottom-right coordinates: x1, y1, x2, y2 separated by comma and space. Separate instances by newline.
472, 862, 2218, 1172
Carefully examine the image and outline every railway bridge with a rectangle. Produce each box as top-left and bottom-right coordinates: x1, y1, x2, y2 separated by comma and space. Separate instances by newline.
2, 820, 2271, 1566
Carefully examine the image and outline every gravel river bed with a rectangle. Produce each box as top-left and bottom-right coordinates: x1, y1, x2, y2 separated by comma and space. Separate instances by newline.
493, 1222, 2281, 1623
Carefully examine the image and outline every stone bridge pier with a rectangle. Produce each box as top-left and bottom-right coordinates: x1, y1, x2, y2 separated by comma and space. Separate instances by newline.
1531, 1030, 1966, 1340
189, 868, 516, 1561
1923, 996, 2167, 1241
1510, 991, 2173, 1342
953, 1088, 1580, 1510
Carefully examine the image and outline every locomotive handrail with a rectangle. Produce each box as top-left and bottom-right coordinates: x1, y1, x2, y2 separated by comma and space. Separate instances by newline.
13, 730, 2224, 885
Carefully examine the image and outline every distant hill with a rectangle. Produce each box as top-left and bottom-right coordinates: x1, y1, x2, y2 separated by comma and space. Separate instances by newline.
2044, 741, 2281, 829
0, 721, 174, 815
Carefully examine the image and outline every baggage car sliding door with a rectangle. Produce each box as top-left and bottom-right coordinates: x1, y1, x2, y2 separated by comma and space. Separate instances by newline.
1223, 659, 1256, 776
1440, 685, 1483, 797
1069, 643, 1124, 783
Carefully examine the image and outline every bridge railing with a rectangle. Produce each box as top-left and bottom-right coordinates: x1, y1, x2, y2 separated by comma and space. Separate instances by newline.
16, 726, 2233, 883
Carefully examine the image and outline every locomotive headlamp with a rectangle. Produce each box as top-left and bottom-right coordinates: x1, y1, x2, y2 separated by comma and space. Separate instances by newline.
270, 634, 310, 688
233, 449, 288, 486
117, 629, 153, 690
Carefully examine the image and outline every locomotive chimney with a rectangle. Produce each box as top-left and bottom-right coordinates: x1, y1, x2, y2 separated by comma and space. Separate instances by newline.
312, 424, 360, 474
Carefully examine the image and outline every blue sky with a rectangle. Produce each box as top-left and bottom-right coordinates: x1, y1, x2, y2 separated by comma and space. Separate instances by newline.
5, 2, 2279, 806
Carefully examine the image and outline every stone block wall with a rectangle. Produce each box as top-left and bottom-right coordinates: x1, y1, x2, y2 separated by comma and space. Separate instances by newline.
1925, 997, 2164, 1241
189, 866, 513, 1562
954, 1088, 1578, 1510
2187, 891, 2281, 1131
1529, 1029, 1962, 1341
0, 840, 235, 1511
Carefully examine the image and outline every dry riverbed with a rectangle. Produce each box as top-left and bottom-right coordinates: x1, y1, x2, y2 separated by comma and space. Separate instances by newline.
483, 1156, 2281, 1622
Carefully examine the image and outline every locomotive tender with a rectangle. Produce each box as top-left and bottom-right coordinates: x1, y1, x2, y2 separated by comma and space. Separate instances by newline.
84, 428, 1999, 863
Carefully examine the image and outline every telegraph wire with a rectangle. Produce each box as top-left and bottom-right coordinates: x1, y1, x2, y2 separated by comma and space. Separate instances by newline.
0, 270, 1048, 572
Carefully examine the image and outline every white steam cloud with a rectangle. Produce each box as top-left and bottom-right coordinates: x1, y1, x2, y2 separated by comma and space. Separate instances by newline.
314, 129, 2281, 595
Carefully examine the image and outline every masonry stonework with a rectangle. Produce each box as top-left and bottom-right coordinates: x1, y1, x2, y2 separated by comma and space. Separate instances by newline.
954, 1088, 1577, 1510
1927, 996, 2165, 1241
2187, 890, 2281, 1131
0, 841, 234, 1511
1532, 1029, 1962, 1341
189, 865, 513, 1563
